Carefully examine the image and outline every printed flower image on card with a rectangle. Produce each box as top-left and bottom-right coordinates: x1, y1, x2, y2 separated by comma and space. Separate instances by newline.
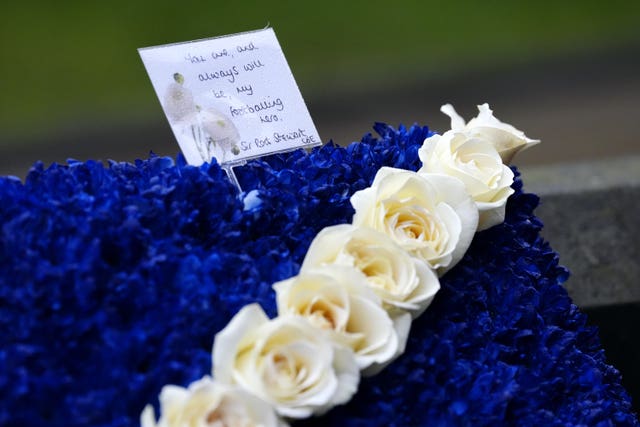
163, 72, 241, 164
139, 29, 321, 166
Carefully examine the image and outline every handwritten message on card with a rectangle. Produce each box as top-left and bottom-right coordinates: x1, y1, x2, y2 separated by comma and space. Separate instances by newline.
139, 29, 321, 166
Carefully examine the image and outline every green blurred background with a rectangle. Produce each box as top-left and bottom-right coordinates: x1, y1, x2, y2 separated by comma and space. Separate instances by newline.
1, 0, 639, 176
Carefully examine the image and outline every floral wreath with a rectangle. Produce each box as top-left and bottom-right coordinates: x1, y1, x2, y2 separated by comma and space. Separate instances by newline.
141, 103, 540, 426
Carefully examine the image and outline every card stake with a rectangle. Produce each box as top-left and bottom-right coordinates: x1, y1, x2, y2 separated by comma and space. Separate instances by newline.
139, 28, 322, 190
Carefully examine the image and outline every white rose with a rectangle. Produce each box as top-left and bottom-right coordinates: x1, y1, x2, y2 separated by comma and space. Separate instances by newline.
418, 131, 515, 230
213, 304, 359, 419
273, 265, 411, 376
140, 376, 284, 427
441, 103, 540, 164
351, 167, 478, 273
301, 224, 439, 318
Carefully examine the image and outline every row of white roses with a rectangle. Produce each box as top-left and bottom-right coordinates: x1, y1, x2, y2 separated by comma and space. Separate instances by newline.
142, 104, 539, 427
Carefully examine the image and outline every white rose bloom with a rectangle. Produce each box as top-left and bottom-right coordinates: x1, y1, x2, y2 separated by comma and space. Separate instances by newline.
301, 224, 439, 318
140, 376, 284, 427
351, 167, 478, 274
418, 131, 515, 230
441, 103, 540, 164
213, 304, 359, 419
273, 265, 411, 376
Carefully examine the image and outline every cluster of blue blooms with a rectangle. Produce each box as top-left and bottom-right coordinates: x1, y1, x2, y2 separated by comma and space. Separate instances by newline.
0, 123, 636, 426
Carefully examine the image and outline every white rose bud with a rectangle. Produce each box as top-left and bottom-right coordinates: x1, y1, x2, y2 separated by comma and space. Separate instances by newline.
140, 376, 284, 427
351, 167, 478, 274
441, 103, 540, 164
213, 304, 359, 419
273, 265, 411, 376
301, 224, 439, 318
418, 131, 515, 230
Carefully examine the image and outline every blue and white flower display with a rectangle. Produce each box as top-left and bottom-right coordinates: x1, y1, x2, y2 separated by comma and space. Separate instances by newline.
0, 105, 636, 426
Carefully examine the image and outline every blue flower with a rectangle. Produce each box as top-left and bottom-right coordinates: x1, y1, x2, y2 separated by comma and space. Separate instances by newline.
0, 125, 636, 426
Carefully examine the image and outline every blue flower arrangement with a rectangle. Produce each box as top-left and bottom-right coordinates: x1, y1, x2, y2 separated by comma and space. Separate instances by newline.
0, 122, 637, 426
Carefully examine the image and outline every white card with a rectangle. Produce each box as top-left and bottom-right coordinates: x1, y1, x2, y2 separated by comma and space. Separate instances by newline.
139, 28, 321, 166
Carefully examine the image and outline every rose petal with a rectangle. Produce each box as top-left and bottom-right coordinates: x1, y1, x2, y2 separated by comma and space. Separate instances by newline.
212, 303, 269, 384
440, 103, 467, 131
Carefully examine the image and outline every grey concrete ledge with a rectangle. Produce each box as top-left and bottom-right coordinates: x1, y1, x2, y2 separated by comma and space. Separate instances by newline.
519, 155, 640, 196
526, 158, 640, 307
